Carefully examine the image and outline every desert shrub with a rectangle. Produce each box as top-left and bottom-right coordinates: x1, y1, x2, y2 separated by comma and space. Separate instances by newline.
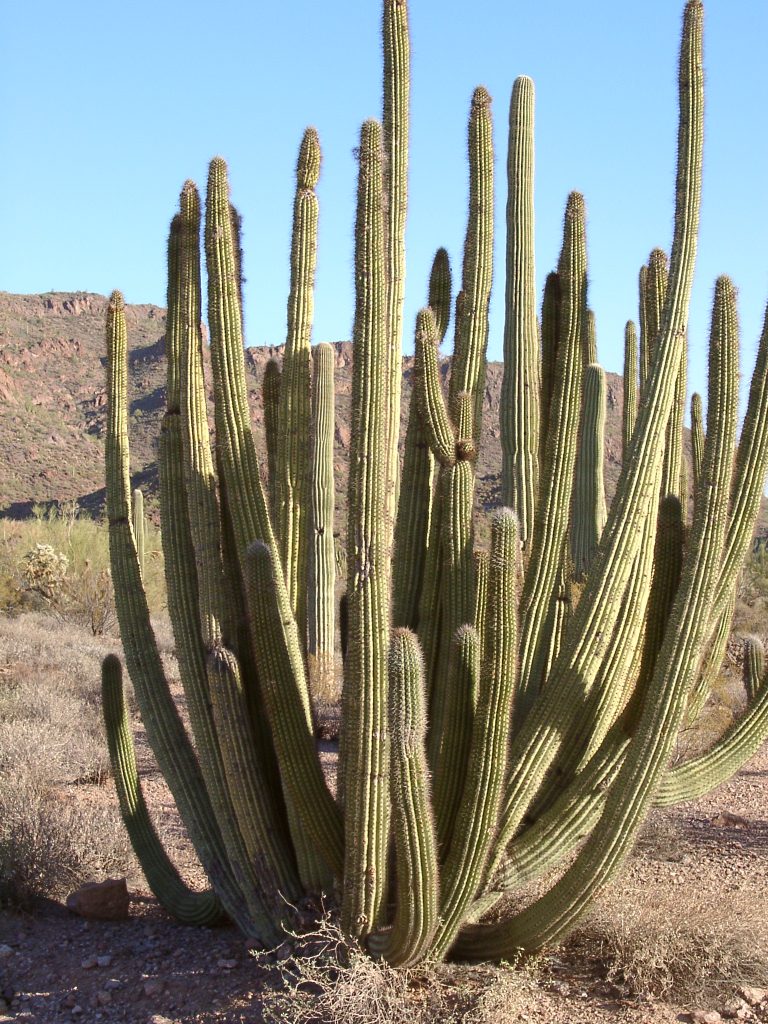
0, 614, 113, 784
0, 776, 134, 910
257, 914, 537, 1024
579, 885, 768, 1006
0, 502, 166, 627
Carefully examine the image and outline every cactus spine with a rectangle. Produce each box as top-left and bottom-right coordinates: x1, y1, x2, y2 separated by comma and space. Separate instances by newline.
102, 0, 768, 967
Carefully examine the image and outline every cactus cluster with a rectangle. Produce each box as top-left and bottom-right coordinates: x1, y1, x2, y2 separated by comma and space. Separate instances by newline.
102, 0, 768, 964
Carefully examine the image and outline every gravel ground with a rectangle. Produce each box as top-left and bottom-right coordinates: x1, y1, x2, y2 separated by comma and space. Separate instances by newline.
1, 741, 767, 1024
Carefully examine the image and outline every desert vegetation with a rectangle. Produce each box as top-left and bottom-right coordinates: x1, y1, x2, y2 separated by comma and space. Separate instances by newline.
3, 0, 768, 1019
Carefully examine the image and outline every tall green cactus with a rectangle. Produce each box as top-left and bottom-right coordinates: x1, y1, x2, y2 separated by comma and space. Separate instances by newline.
101, 0, 768, 968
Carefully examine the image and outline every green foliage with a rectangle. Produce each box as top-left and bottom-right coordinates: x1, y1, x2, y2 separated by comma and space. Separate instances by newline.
0, 505, 165, 631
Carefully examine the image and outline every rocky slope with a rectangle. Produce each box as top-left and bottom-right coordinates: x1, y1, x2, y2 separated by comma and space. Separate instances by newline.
0, 290, 629, 530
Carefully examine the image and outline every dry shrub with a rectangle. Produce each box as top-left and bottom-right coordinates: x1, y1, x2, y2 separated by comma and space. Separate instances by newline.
580, 885, 768, 1006
0, 611, 137, 908
256, 914, 537, 1024
0, 614, 112, 785
0, 777, 134, 910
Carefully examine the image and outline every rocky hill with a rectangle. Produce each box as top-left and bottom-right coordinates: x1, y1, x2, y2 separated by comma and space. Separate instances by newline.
0, 289, 638, 530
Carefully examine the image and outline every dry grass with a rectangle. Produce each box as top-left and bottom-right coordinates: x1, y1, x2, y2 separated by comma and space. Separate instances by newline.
0, 611, 137, 909
579, 885, 768, 1007
256, 914, 538, 1024
0, 776, 134, 910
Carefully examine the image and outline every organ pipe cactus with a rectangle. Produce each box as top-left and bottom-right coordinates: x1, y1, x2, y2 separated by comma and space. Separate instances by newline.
103, 0, 768, 966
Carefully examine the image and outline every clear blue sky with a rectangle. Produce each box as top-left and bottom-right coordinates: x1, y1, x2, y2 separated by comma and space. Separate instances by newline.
2, 1, 768, 412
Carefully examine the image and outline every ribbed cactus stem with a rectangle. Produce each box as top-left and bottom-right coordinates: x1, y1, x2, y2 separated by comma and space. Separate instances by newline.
308, 342, 337, 700
622, 321, 638, 460
383, 0, 410, 536
501, 75, 539, 549
262, 359, 281, 519
414, 306, 456, 467
341, 119, 392, 938
368, 630, 438, 967
449, 87, 494, 440
744, 634, 765, 703
428, 247, 452, 342
275, 127, 320, 629
487, 0, 703, 878
101, 655, 223, 926
106, 291, 270, 942
131, 488, 145, 576
657, 634, 768, 807
539, 271, 561, 471
430, 509, 518, 959
517, 191, 587, 717
690, 391, 704, 496
585, 310, 598, 365
571, 363, 607, 580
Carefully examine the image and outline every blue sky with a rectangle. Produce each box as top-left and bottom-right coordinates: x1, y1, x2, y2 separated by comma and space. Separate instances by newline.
2, 1, 768, 412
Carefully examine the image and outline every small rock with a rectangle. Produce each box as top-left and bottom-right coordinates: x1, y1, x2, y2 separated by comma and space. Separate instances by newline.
217, 958, 238, 970
62, 993, 78, 1009
143, 979, 165, 998
711, 812, 750, 829
721, 999, 748, 1019
691, 1012, 722, 1024
96, 956, 112, 968
72, 1007, 83, 1017
147, 1016, 174, 1024
95, 990, 112, 1007
741, 988, 767, 1007
67, 879, 129, 921
81, 956, 98, 970
105, 979, 122, 991
0, 946, 12, 960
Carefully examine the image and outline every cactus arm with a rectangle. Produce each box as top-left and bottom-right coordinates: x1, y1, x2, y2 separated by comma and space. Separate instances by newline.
449, 87, 494, 441
585, 310, 598, 366
711, 302, 768, 619
262, 359, 281, 520
101, 656, 224, 927
382, 0, 410, 537
428, 450, 476, 757
275, 128, 320, 629
539, 271, 561, 476
131, 488, 145, 576
657, 637, 768, 806
164, 203, 300, 914
106, 291, 271, 942
341, 120, 392, 938
473, 549, 489, 672
428, 247, 452, 341
501, 75, 539, 548
429, 510, 518, 960
690, 391, 704, 495
242, 541, 343, 872
622, 321, 638, 461
475, 270, 741, 958
307, 342, 337, 699
391, 248, 450, 628
432, 621, 481, 852
685, 594, 734, 723
517, 191, 587, 718
368, 630, 439, 967
413, 307, 456, 466
745, 634, 765, 703
486, 0, 703, 876
462, 267, 736, 959
571, 363, 607, 581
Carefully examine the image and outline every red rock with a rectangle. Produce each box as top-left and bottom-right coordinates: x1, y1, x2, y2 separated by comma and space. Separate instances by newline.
66, 879, 129, 921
